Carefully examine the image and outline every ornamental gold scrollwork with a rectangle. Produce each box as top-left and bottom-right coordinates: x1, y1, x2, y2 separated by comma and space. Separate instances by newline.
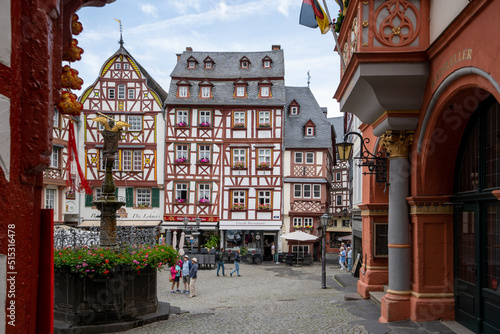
379, 130, 414, 158
374, 0, 420, 47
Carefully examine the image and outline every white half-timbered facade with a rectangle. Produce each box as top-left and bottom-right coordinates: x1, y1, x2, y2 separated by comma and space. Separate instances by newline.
283, 87, 335, 258
163, 46, 285, 259
78, 42, 167, 227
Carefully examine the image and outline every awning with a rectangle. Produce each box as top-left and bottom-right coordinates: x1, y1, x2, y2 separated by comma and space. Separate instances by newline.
219, 221, 282, 231
79, 220, 162, 228
338, 234, 352, 241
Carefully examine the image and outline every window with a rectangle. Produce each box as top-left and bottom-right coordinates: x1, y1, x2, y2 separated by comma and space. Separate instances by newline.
50, 147, 59, 168
176, 109, 189, 125
336, 195, 342, 206
176, 145, 189, 162
257, 190, 271, 210
115, 62, 121, 69
188, 61, 196, 69
108, 88, 115, 99
128, 89, 135, 99
123, 150, 132, 171
233, 111, 246, 127
175, 183, 188, 202
295, 152, 303, 164
336, 172, 341, 181
198, 183, 210, 202
118, 84, 125, 99
306, 127, 314, 136
294, 184, 302, 198
313, 184, 321, 198
303, 184, 311, 198
178, 86, 188, 98
304, 218, 313, 228
292, 245, 310, 255
241, 61, 248, 68
260, 86, 270, 97
232, 190, 246, 209
133, 151, 142, 171
263, 60, 271, 68
45, 189, 55, 209
199, 110, 211, 125
236, 86, 245, 97
123, 63, 129, 70
136, 188, 151, 207
201, 86, 211, 98
306, 152, 314, 164
53, 109, 59, 128
374, 222, 389, 257
293, 217, 303, 228
342, 220, 350, 227
199, 145, 211, 162
128, 115, 142, 131
205, 62, 212, 69
258, 149, 271, 168
258, 111, 271, 127
102, 152, 120, 171
233, 148, 246, 168
290, 106, 298, 115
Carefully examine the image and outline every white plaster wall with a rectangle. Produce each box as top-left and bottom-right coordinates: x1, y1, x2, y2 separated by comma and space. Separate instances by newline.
430, 0, 469, 43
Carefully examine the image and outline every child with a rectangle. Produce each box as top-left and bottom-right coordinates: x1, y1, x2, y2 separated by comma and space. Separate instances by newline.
170, 260, 182, 293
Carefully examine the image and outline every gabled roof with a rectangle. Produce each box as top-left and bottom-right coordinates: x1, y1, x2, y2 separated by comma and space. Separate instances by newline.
284, 86, 333, 150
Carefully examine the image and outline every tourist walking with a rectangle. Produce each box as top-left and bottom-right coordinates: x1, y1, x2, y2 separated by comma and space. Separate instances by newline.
188, 257, 199, 298
181, 255, 192, 294
271, 242, 277, 263
339, 247, 346, 271
170, 260, 182, 293
230, 249, 241, 277
216, 248, 225, 276
347, 247, 353, 272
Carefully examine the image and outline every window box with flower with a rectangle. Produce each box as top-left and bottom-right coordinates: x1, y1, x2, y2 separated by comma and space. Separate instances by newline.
257, 161, 271, 169
174, 157, 189, 164
175, 198, 186, 204
233, 123, 246, 128
258, 123, 271, 128
199, 122, 211, 127
232, 161, 246, 169
176, 122, 188, 127
198, 198, 210, 205
199, 158, 210, 163
231, 204, 247, 211
257, 204, 271, 211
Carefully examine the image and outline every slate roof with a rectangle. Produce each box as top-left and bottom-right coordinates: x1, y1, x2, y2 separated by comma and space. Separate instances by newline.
328, 116, 344, 140
165, 49, 285, 106
284, 86, 334, 150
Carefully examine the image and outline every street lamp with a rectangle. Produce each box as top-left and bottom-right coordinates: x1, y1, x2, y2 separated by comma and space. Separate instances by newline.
320, 212, 330, 289
336, 131, 388, 186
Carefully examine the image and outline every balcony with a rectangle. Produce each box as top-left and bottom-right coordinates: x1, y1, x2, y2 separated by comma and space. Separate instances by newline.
334, 0, 430, 136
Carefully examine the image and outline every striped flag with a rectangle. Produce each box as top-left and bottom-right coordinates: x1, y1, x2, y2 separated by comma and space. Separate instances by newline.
299, 0, 331, 34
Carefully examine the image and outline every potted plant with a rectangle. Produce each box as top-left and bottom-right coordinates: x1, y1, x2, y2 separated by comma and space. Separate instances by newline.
233, 161, 246, 169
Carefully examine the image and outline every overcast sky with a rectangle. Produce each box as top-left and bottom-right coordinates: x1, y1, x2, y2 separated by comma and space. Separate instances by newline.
74, 0, 343, 117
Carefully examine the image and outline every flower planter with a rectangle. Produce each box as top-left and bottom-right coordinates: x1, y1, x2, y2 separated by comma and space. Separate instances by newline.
54, 267, 158, 326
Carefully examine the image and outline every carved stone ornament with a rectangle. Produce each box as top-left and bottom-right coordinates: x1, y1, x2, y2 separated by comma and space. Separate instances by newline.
379, 130, 414, 159
374, 0, 420, 47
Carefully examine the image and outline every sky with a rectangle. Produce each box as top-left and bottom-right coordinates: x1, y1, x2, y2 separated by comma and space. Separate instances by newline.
74, 0, 343, 117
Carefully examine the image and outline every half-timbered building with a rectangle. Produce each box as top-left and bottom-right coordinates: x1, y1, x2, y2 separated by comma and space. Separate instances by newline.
283, 86, 335, 259
79, 39, 167, 227
327, 116, 351, 253
163, 46, 284, 259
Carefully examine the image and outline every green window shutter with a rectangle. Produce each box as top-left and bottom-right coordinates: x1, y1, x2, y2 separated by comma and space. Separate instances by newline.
152, 187, 160, 208
85, 194, 93, 207
115, 188, 119, 198
126, 187, 134, 207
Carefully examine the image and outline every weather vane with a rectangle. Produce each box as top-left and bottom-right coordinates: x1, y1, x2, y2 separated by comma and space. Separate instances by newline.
114, 18, 124, 47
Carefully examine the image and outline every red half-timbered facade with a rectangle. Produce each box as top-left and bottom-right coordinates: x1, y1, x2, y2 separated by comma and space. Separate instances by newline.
163, 46, 285, 259
79, 41, 166, 226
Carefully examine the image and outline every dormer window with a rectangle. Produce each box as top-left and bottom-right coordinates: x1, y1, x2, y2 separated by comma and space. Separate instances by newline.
304, 120, 315, 137
240, 56, 251, 69
198, 80, 213, 99
187, 56, 198, 69
204, 56, 214, 69
262, 56, 272, 68
258, 79, 272, 98
289, 100, 300, 116
176, 79, 191, 98
233, 78, 248, 98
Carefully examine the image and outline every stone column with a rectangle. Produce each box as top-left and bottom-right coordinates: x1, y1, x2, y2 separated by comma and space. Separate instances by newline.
379, 130, 414, 322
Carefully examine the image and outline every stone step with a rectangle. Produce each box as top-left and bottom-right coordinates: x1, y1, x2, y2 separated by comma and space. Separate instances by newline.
369, 291, 385, 305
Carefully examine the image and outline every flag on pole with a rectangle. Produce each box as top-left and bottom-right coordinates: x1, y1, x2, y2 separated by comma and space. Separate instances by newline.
299, 0, 331, 34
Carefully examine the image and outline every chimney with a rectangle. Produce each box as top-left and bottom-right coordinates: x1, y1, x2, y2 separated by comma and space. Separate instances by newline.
272, 45, 281, 51
321, 107, 328, 118
186, 47, 193, 52
176, 53, 181, 62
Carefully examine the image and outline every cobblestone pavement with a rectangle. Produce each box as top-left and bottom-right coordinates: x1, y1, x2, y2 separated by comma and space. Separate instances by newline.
124, 260, 368, 334
123, 258, 470, 334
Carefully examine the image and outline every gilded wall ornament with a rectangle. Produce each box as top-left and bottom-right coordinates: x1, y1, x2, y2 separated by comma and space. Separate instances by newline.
379, 130, 414, 158
374, 0, 420, 47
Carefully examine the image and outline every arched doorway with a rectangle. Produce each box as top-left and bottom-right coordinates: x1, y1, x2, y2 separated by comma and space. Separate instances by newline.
453, 96, 500, 333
